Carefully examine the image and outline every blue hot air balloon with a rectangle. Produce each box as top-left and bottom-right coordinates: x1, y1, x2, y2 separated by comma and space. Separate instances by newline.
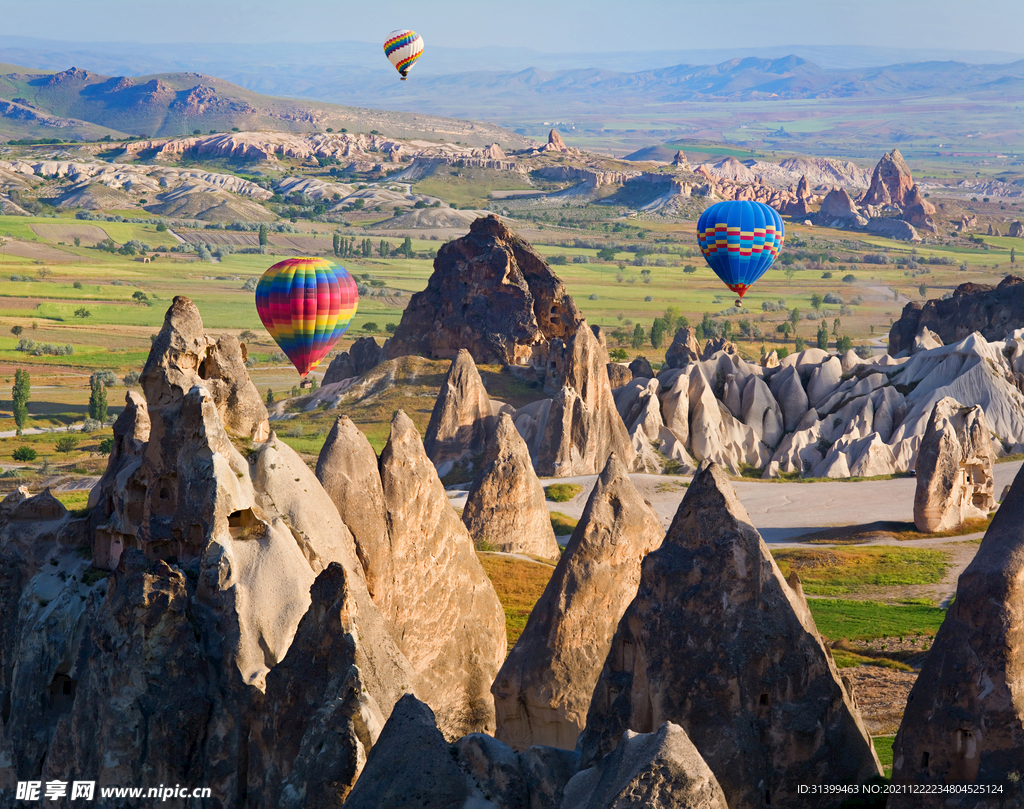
696, 200, 785, 305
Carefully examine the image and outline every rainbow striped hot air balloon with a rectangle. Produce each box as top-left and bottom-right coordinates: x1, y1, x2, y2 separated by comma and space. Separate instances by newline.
384, 29, 424, 80
696, 200, 785, 305
254, 257, 358, 377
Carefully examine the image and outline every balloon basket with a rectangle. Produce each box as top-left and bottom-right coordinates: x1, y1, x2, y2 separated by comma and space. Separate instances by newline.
400, 77, 407, 81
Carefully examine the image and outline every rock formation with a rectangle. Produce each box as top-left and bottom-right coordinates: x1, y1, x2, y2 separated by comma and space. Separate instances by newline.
546, 129, 570, 152
422, 349, 494, 478
1010, 221, 1023, 237
4, 296, 429, 805
386, 215, 583, 366
627, 355, 653, 380
813, 187, 867, 228
860, 148, 915, 207
664, 326, 701, 369
315, 416, 391, 603
534, 322, 636, 476
671, 150, 690, 169
605, 362, 632, 388
246, 563, 416, 807
492, 453, 664, 751
865, 216, 921, 242
562, 723, 728, 809
891, 464, 1024, 804
903, 184, 936, 233
888, 276, 1024, 355
913, 397, 996, 532
578, 462, 881, 807
462, 412, 560, 560
321, 336, 386, 385
378, 410, 507, 738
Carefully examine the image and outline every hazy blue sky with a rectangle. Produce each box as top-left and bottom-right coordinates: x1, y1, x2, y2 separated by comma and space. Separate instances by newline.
5, 0, 1023, 52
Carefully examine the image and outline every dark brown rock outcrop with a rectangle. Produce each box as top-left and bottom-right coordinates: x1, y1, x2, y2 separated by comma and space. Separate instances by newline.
462, 412, 560, 560
321, 336, 385, 385
493, 453, 664, 751
578, 462, 880, 808
888, 276, 1024, 355
891, 464, 1024, 805
860, 148, 915, 207
422, 349, 493, 478
379, 410, 507, 738
664, 326, 701, 369
386, 216, 583, 366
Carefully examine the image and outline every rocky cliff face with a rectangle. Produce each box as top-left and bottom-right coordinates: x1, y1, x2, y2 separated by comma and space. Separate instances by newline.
913, 397, 996, 532
0, 297, 425, 804
888, 276, 1024, 355
386, 215, 583, 367
891, 464, 1024, 807
378, 410, 507, 739
492, 453, 664, 752
578, 462, 880, 808
860, 148, 915, 207
422, 349, 494, 478
462, 412, 560, 560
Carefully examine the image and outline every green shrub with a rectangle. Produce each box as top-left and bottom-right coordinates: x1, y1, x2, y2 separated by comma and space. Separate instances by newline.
545, 483, 583, 502
12, 446, 36, 462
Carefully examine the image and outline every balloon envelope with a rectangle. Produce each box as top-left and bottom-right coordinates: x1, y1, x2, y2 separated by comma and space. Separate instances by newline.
696, 200, 785, 298
384, 29, 424, 79
255, 257, 358, 377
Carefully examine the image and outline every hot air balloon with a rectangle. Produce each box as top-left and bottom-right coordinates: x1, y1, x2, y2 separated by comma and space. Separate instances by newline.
254, 257, 358, 377
384, 29, 424, 80
696, 200, 785, 307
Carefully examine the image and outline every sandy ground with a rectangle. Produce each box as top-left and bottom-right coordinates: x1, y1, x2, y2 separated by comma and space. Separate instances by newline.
446, 461, 1022, 545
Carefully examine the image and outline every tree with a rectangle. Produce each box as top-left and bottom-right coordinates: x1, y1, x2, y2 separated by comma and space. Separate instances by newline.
99, 436, 114, 455
816, 321, 829, 351
132, 290, 148, 303
918, 283, 927, 297
12, 446, 36, 462
1011, 247, 1016, 264
609, 348, 628, 362
74, 307, 91, 318
596, 247, 616, 262
123, 370, 141, 387
837, 335, 854, 353
10, 325, 22, 337
55, 435, 78, 454
790, 308, 800, 331
650, 317, 667, 349
36, 267, 50, 280
810, 293, 823, 311
88, 378, 108, 422
156, 222, 167, 233
842, 274, 856, 283
266, 389, 275, 405
640, 269, 652, 284
784, 266, 796, 284
832, 318, 841, 339
12, 369, 29, 435
682, 264, 697, 274
776, 322, 792, 339
258, 224, 268, 247
401, 237, 413, 258
332, 233, 340, 256
794, 335, 806, 352
631, 323, 645, 350
362, 322, 379, 333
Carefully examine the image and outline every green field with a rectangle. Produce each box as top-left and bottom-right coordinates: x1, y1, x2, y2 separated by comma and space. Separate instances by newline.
807, 599, 947, 641
772, 547, 951, 595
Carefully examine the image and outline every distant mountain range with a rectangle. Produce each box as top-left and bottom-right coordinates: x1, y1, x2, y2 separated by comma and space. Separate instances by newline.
0, 64, 531, 145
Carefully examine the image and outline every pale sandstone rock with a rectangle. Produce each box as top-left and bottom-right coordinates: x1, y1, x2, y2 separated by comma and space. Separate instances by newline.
379, 410, 507, 738
562, 723, 728, 809
768, 364, 810, 432
463, 412, 560, 560
536, 322, 635, 476
688, 365, 769, 472
493, 453, 663, 752
913, 397, 996, 532
891, 465, 1024, 806
315, 416, 391, 606
579, 462, 881, 808
423, 348, 494, 478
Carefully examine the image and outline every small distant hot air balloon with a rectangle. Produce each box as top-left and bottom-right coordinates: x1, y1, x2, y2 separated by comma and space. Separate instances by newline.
696, 200, 785, 307
255, 257, 358, 377
384, 29, 424, 80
